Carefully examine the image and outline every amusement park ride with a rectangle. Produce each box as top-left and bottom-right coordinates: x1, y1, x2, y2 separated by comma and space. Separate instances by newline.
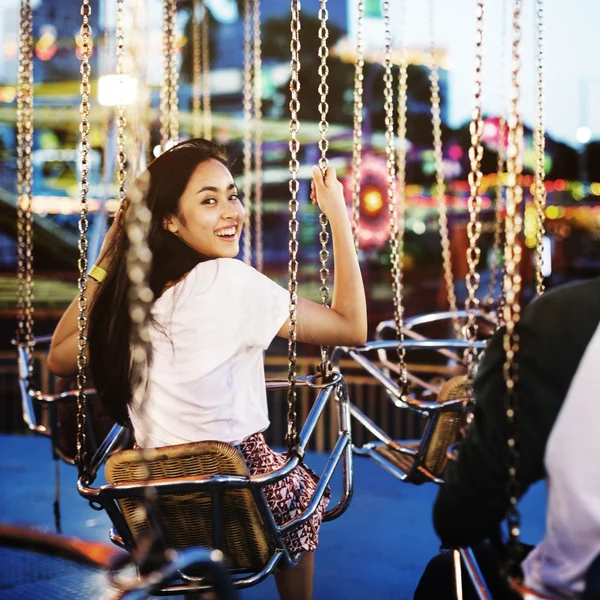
5, 0, 600, 598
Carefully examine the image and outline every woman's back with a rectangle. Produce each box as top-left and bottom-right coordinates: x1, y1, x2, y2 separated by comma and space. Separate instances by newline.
130, 258, 289, 448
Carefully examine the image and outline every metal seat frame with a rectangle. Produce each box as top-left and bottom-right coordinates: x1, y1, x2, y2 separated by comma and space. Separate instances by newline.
15, 335, 128, 478
77, 372, 353, 595
332, 337, 485, 484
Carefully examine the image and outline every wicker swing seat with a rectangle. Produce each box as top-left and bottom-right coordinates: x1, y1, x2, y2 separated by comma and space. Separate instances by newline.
78, 374, 353, 595
332, 340, 477, 485
14, 336, 129, 473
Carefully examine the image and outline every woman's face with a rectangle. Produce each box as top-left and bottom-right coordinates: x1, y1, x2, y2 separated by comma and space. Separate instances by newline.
165, 158, 245, 258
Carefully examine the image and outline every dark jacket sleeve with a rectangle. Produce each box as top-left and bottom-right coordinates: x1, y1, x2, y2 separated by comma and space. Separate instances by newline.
433, 279, 600, 548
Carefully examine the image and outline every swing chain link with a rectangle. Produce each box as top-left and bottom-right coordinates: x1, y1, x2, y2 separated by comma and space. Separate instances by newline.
16, 0, 35, 359
384, 0, 408, 398
201, 1, 212, 140
464, 0, 485, 386
286, 0, 301, 453
167, 0, 179, 145
242, 0, 254, 265
115, 0, 127, 209
533, 0, 546, 296
76, 0, 93, 481
429, 0, 460, 339
316, 0, 332, 380
350, 0, 364, 252
160, 0, 172, 150
253, 0, 264, 272
485, 0, 508, 314
503, 0, 524, 569
192, 0, 202, 138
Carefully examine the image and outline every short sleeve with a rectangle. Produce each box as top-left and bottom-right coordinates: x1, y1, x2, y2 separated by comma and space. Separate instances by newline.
218, 259, 290, 350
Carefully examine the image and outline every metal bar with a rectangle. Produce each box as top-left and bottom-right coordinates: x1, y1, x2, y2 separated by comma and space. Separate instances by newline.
402, 327, 464, 364
279, 431, 350, 535
379, 357, 440, 393
458, 547, 493, 600
88, 424, 129, 480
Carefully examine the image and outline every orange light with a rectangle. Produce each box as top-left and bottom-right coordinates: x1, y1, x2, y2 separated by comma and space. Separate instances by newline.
362, 188, 384, 216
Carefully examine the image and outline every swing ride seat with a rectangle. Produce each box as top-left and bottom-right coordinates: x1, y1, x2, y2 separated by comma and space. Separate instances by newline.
77, 373, 353, 595
0, 523, 236, 599
332, 340, 482, 485
455, 546, 600, 600
14, 336, 129, 473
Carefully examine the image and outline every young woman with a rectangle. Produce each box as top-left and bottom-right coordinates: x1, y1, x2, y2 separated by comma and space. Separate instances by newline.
47, 138, 367, 600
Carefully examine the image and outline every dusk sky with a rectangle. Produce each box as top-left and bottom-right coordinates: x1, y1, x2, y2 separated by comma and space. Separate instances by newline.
1, 0, 598, 148
352, 0, 600, 147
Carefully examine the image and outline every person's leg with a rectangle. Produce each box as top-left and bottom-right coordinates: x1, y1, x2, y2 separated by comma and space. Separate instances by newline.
274, 552, 315, 600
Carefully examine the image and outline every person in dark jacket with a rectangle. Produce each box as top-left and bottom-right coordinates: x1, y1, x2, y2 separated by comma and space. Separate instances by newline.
415, 277, 600, 599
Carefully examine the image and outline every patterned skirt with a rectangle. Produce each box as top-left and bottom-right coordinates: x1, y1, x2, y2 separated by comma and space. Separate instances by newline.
238, 432, 330, 554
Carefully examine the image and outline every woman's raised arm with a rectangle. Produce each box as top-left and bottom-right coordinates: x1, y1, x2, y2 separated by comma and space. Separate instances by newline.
277, 166, 368, 348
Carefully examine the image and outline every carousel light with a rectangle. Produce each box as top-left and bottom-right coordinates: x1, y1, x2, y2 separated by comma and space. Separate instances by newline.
98, 74, 138, 107
576, 126, 592, 144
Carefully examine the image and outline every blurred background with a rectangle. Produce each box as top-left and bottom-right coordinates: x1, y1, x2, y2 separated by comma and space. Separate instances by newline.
1, 0, 599, 431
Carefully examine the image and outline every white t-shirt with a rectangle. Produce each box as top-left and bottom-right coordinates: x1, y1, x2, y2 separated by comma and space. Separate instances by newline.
522, 321, 600, 598
129, 258, 290, 448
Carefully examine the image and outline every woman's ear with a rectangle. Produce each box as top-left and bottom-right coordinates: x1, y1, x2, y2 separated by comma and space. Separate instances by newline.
163, 214, 178, 233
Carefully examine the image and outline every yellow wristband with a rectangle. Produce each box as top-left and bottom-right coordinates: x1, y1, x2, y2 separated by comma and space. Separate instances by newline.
89, 264, 107, 284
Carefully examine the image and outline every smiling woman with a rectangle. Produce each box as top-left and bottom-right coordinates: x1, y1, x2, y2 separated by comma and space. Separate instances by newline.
46, 137, 366, 600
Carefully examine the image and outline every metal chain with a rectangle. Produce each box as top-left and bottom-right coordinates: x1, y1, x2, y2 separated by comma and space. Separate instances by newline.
429, 0, 460, 339
533, 0, 546, 296
384, 0, 408, 398
253, 0, 264, 272
316, 0, 332, 378
159, 0, 172, 150
16, 0, 34, 357
242, 0, 254, 265
350, 0, 364, 252
115, 0, 127, 208
486, 115, 505, 309
76, 0, 92, 481
484, 0, 507, 311
201, 1, 212, 140
167, 0, 179, 144
192, 0, 202, 138
464, 1, 485, 385
503, 0, 524, 570
286, 0, 301, 454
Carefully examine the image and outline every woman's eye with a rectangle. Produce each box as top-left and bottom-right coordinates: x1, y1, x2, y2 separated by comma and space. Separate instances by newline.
202, 197, 217, 205
229, 194, 240, 202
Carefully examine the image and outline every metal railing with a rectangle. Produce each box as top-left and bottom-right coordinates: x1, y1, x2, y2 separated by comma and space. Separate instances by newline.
0, 349, 428, 452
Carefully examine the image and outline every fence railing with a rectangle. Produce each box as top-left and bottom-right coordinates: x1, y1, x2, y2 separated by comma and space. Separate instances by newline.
0, 349, 432, 453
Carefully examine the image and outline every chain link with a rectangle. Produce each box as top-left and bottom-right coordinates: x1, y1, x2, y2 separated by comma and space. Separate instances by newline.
464, 1, 485, 385
533, 0, 546, 296
316, 0, 332, 378
115, 0, 127, 209
503, 0, 524, 570
192, 0, 202, 138
76, 0, 93, 480
350, 0, 364, 252
242, 0, 254, 265
429, 0, 460, 339
286, 0, 301, 454
201, 1, 212, 140
384, 0, 408, 398
253, 0, 264, 272
485, 0, 507, 313
160, 0, 172, 150
167, 0, 179, 144
16, 0, 34, 359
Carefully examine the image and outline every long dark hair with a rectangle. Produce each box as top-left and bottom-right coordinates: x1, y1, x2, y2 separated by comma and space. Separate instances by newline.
89, 139, 230, 424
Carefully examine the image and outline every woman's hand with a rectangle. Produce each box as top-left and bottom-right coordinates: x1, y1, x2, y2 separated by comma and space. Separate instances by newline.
310, 165, 348, 227
97, 206, 125, 267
